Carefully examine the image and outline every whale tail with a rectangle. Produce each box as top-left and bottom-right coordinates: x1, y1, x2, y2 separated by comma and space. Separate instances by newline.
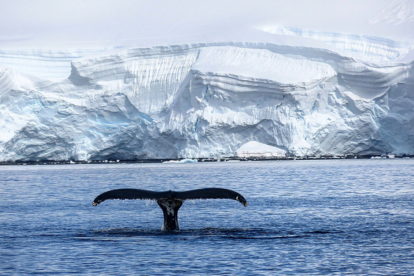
93, 188, 247, 231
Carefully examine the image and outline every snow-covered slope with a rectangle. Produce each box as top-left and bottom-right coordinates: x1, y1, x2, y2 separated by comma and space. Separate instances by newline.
256, 25, 414, 63
0, 40, 413, 161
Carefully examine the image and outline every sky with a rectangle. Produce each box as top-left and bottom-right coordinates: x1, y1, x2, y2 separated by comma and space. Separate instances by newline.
1, 0, 414, 48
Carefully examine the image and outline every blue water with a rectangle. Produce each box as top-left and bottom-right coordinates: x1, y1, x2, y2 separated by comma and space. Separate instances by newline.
1, 159, 413, 275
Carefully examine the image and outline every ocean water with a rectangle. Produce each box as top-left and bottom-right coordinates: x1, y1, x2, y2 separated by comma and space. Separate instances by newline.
1, 159, 413, 275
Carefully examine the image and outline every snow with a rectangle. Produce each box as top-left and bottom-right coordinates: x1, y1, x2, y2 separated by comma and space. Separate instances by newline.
370, 0, 414, 25
0, 48, 114, 81
256, 25, 414, 63
193, 46, 336, 84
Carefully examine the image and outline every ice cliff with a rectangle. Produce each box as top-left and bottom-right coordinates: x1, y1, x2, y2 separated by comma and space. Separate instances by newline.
1, 39, 413, 161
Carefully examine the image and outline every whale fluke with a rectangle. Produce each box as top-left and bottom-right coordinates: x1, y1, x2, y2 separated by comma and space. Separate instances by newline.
92, 188, 247, 230
174, 188, 247, 206
92, 189, 166, 205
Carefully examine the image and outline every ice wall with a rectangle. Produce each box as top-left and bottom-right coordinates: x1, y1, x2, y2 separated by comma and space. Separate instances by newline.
0, 41, 413, 161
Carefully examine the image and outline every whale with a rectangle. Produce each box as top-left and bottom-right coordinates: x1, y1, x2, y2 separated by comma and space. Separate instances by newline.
93, 188, 247, 231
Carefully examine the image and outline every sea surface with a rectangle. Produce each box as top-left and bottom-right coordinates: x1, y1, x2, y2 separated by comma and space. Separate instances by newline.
1, 159, 413, 275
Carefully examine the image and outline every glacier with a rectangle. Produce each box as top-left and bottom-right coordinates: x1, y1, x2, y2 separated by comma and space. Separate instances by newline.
0, 38, 414, 161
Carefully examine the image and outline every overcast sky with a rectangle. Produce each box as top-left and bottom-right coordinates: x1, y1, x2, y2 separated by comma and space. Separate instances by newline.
1, 0, 413, 48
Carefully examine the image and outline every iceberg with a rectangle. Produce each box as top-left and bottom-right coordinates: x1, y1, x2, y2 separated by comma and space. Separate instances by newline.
236, 141, 286, 158
0, 37, 413, 161
162, 159, 198, 164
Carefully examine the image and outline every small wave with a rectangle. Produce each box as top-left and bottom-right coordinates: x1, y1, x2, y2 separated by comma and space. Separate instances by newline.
92, 228, 166, 236
304, 229, 343, 235
83, 227, 339, 241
